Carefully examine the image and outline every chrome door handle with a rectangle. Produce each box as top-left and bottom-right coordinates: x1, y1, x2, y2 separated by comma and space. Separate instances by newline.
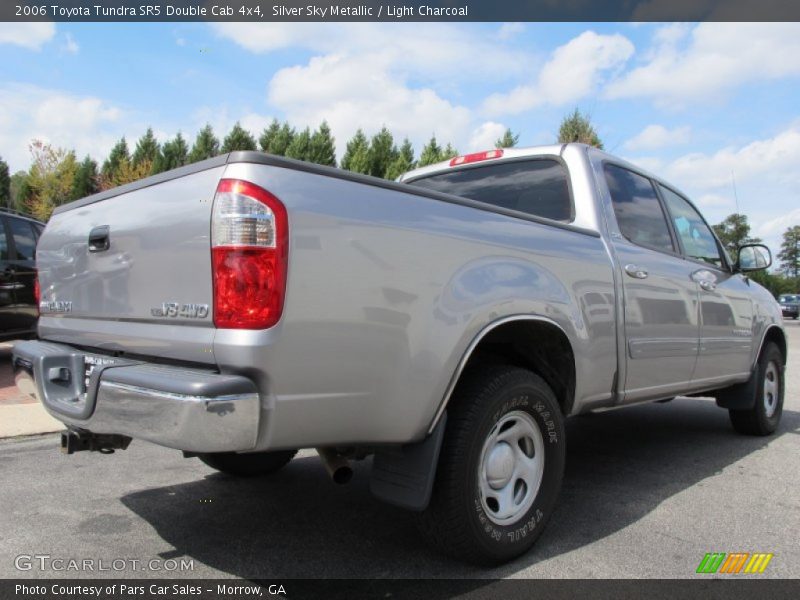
624, 264, 648, 279
699, 280, 717, 292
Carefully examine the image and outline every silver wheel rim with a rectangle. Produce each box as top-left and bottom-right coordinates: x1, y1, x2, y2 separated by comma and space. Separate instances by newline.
478, 410, 545, 526
763, 361, 780, 418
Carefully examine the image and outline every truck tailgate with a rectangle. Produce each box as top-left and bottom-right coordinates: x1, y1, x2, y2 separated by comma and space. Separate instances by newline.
36, 165, 226, 363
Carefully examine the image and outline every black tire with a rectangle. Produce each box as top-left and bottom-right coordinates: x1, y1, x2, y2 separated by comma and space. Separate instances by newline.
198, 450, 297, 477
729, 342, 784, 436
417, 366, 566, 565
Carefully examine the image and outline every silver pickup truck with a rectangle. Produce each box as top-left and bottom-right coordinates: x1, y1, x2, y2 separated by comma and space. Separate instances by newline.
13, 144, 786, 564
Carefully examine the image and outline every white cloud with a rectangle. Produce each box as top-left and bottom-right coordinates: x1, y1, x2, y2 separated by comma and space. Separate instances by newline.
756, 208, 800, 240
497, 23, 524, 41
212, 23, 530, 82
483, 31, 634, 116
695, 193, 734, 209
606, 23, 800, 105
267, 52, 471, 157
0, 22, 56, 50
468, 122, 507, 151
623, 124, 691, 151
61, 33, 79, 55
0, 84, 124, 171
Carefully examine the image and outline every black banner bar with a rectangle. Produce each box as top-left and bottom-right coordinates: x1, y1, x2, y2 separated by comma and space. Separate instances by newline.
3, 579, 800, 600
3, 0, 800, 22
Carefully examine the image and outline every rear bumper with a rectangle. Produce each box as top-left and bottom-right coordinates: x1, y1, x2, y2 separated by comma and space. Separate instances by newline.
12, 340, 260, 453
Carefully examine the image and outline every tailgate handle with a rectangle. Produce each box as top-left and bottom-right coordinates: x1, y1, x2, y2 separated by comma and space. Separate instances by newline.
88, 226, 110, 252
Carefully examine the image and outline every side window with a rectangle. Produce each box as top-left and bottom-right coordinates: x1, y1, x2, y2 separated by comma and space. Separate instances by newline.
0, 219, 8, 261
604, 164, 675, 253
658, 185, 724, 268
8, 218, 37, 261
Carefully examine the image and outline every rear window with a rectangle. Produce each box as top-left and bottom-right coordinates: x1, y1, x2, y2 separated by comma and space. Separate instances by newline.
408, 159, 572, 222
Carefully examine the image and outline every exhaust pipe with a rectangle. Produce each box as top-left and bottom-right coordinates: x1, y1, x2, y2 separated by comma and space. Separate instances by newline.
316, 447, 353, 484
61, 429, 131, 455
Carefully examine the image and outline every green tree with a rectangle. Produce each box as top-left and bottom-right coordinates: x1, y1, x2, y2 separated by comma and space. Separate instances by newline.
10, 171, 32, 213
777, 225, 800, 278
155, 132, 189, 173
442, 143, 459, 160
131, 128, 160, 169
101, 137, 130, 182
25, 140, 78, 220
340, 129, 370, 174
368, 126, 398, 178
189, 124, 220, 163
285, 127, 311, 161
712, 213, 761, 259
418, 135, 443, 167
496, 128, 520, 148
0, 156, 9, 208
258, 119, 282, 153
558, 109, 603, 148
384, 138, 415, 181
307, 121, 337, 167
267, 123, 295, 156
221, 122, 257, 153
71, 155, 99, 200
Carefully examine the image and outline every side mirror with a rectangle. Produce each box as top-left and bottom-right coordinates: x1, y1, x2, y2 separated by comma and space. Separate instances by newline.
736, 244, 772, 272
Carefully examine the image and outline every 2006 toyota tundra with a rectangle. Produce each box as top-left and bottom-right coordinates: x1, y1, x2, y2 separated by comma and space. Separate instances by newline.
13, 143, 786, 564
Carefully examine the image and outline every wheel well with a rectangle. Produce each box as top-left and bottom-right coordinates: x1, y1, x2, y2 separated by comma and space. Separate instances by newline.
762, 326, 787, 365
458, 320, 576, 415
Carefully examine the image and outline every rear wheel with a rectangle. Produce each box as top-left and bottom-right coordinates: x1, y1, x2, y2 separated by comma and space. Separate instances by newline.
417, 366, 565, 565
729, 343, 784, 436
198, 450, 297, 477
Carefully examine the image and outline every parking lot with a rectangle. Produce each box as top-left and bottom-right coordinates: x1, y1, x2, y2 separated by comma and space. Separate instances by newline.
0, 322, 798, 580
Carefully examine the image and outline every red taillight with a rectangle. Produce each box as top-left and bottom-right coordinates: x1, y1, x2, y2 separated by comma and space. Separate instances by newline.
34, 278, 40, 315
449, 148, 504, 167
211, 179, 288, 329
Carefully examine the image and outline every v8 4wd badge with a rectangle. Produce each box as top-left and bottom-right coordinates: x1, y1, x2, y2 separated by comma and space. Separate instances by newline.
151, 302, 209, 319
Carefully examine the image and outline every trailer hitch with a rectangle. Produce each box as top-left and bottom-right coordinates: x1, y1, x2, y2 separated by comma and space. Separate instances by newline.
60, 429, 132, 455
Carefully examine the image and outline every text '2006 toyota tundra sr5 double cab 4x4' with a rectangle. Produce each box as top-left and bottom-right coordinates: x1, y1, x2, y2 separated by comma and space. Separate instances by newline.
14, 144, 786, 564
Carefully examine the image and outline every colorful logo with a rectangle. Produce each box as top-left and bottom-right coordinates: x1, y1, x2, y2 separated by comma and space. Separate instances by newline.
696, 552, 774, 574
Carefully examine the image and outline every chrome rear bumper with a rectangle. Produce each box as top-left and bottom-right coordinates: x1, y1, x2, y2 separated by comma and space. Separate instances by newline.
13, 340, 260, 453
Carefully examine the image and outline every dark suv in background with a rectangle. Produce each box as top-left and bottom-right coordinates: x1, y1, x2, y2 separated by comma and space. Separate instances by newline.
0, 208, 44, 341
780, 293, 800, 320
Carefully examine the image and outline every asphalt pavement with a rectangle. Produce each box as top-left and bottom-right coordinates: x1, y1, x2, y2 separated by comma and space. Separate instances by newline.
1, 322, 798, 580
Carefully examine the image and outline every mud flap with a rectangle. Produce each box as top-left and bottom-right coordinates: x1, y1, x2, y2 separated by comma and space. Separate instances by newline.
715, 368, 758, 410
370, 413, 447, 511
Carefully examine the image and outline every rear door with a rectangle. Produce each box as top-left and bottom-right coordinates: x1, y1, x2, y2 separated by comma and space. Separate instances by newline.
602, 164, 700, 402
657, 185, 755, 383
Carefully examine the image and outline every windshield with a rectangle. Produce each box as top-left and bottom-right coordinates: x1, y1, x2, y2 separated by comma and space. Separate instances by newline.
779, 295, 798, 303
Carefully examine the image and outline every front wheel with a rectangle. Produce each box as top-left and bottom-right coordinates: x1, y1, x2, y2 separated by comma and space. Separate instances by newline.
729, 342, 784, 436
417, 366, 566, 565
198, 449, 297, 477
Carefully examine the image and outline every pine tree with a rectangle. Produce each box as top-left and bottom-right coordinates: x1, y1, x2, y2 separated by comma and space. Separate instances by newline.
189, 124, 220, 163
368, 126, 398, 178
417, 135, 443, 167
496, 128, 520, 148
258, 119, 282, 153
0, 156, 9, 208
132, 128, 160, 169
101, 137, 130, 182
558, 109, 603, 148
340, 129, 370, 174
384, 138, 415, 180
442, 143, 459, 160
285, 127, 311, 161
268, 123, 296, 156
70, 155, 99, 200
221, 122, 257, 153
307, 121, 337, 167
155, 132, 189, 173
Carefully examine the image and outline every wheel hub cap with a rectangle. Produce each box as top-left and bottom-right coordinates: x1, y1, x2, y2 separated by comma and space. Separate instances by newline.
478, 410, 545, 526
763, 361, 779, 418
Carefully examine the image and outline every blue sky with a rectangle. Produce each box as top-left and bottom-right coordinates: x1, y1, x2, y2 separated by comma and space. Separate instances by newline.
1, 21, 799, 252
